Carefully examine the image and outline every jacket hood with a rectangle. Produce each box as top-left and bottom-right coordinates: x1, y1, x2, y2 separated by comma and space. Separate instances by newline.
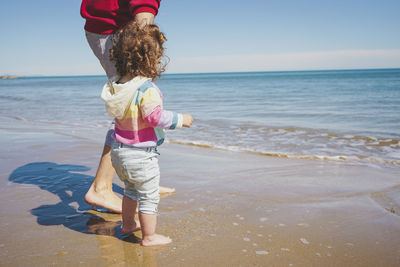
101, 76, 150, 119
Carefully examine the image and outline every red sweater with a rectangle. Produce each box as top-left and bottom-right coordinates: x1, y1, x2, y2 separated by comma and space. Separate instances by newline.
81, 0, 161, 34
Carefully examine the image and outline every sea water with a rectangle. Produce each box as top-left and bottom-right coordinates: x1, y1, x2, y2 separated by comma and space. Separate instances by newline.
1, 69, 399, 166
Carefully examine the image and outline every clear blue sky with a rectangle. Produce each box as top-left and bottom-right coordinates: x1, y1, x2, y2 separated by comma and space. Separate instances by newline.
1, 0, 399, 76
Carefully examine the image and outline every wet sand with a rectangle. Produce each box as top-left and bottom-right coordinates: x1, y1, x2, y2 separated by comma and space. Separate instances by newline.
1, 123, 400, 266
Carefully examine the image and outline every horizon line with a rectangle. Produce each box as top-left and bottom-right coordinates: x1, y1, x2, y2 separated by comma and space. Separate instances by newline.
3, 67, 400, 79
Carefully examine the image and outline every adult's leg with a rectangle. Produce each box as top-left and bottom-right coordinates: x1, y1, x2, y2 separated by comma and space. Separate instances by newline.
85, 142, 123, 213
83, 32, 123, 212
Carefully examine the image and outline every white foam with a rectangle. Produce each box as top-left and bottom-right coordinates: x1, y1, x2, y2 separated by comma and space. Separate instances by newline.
297, 223, 309, 227
300, 238, 310, 245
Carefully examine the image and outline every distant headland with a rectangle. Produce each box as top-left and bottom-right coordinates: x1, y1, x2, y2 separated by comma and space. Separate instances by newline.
0, 75, 21, 79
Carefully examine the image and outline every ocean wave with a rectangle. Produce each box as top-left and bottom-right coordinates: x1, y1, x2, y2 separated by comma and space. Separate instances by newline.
1, 114, 112, 129
167, 137, 400, 167
0, 95, 27, 102
3, 112, 399, 167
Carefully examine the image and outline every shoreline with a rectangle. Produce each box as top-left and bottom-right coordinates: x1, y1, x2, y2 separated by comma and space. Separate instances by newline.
168, 139, 400, 167
1, 126, 400, 266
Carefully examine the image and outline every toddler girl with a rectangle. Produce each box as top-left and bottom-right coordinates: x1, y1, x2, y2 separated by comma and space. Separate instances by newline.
101, 21, 193, 246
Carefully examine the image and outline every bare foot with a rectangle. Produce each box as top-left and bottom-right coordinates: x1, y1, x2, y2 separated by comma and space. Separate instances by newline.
141, 234, 172, 247
159, 186, 176, 194
121, 219, 141, 234
85, 184, 122, 213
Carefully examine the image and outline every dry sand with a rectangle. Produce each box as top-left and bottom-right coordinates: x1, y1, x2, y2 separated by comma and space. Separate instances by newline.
1, 125, 400, 266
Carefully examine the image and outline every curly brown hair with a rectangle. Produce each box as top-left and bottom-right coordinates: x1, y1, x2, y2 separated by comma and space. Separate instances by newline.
110, 21, 167, 79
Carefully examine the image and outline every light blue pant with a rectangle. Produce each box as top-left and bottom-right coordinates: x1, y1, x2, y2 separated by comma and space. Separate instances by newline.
111, 142, 160, 214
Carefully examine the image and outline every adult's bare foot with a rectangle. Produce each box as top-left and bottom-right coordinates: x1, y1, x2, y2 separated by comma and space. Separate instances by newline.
85, 184, 122, 213
141, 234, 172, 247
85, 184, 174, 213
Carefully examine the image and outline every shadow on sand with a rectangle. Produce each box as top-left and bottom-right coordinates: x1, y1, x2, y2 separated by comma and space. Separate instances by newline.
8, 162, 140, 243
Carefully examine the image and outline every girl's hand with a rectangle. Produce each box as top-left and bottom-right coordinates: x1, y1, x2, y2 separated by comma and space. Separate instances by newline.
182, 114, 194, 128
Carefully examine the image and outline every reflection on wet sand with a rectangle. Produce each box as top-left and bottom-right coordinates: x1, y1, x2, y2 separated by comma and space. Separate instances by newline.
86, 210, 158, 266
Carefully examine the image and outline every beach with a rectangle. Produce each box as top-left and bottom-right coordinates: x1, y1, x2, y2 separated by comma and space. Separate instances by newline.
1, 117, 399, 266
1, 0, 400, 262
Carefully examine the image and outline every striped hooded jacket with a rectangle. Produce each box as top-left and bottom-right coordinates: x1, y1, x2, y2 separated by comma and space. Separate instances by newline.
101, 76, 183, 147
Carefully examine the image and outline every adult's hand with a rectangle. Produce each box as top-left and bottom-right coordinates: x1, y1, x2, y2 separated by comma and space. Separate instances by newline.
135, 12, 155, 26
